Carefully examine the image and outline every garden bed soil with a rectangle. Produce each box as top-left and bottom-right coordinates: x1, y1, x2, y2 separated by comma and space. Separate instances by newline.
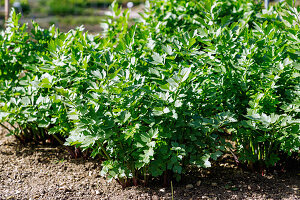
0, 126, 299, 200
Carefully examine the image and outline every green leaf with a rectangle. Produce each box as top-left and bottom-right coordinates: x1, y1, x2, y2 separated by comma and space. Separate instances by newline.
203, 156, 211, 168
38, 120, 50, 128
151, 52, 164, 65
162, 45, 173, 55
0, 112, 9, 121
180, 67, 191, 82
173, 165, 182, 174
91, 70, 106, 80
152, 107, 164, 116
211, 151, 222, 160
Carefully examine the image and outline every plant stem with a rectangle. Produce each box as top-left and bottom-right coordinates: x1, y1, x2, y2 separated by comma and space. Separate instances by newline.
171, 181, 174, 200
52, 134, 64, 145
9, 122, 17, 130
228, 147, 239, 165
0, 122, 11, 132
250, 137, 255, 156
100, 144, 111, 160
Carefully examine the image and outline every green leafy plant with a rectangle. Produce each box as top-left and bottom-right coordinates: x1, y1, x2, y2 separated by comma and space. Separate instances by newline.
0, 0, 299, 187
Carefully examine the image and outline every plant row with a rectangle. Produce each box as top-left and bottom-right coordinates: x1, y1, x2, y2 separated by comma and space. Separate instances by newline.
0, 0, 299, 186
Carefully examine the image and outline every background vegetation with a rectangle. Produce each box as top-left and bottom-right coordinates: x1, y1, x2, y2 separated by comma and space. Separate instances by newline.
34, 0, 144, 15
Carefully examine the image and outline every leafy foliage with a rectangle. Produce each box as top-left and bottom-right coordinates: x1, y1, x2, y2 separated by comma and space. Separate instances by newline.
0, 0, 299, 186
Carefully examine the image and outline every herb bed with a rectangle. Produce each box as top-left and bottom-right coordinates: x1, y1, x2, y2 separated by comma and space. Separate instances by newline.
0, 0, 299, 187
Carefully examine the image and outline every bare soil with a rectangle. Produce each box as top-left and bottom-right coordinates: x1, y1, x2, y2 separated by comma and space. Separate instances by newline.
0, 126, 299, 200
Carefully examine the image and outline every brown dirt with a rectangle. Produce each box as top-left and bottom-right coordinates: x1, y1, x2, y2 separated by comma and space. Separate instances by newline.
0, 126, 299, 200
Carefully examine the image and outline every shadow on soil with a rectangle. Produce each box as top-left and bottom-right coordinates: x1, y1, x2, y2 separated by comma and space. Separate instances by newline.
2, 134, 299, 199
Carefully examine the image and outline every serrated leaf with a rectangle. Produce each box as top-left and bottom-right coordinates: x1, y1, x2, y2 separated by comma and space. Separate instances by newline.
162, 45, 173, 55
151, 52, 164, 65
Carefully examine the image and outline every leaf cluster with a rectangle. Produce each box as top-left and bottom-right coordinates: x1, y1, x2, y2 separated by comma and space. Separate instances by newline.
0, 0, 299, 185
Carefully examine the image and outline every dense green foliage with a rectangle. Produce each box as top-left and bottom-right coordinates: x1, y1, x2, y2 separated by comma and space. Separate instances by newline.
0, 0, 299, 186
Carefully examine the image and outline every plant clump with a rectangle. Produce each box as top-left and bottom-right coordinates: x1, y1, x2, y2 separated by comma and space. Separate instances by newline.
0, 0, 299, 187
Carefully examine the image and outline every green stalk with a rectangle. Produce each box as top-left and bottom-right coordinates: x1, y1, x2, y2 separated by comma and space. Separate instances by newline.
96, 147, 105, 158
258, 144, 261, 161
171, 181, 174, 200
265, 129, 277, 161
100, 144, 111, 161
250, 137, 255, 156
52, 134, 64, 145
19, 125, 29, 138
143, 166, 147, 184
90, 128, 111, 161
33, 130, 38, 142
8, 122, 17, 130
39, 127, 45, 140
266, 141, 273, 161
263, 142, 266, 161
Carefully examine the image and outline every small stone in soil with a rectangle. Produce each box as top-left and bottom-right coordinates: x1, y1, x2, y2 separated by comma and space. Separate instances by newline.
186, 184, 194, 189
211, 182, 217, 187
196, 180, 201, 186
159, 188, 165, 193
59, 187, 66, 191
95, 190, 100, 195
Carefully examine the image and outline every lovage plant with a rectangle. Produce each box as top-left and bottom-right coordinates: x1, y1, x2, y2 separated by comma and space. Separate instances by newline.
0, 0, 299, 186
